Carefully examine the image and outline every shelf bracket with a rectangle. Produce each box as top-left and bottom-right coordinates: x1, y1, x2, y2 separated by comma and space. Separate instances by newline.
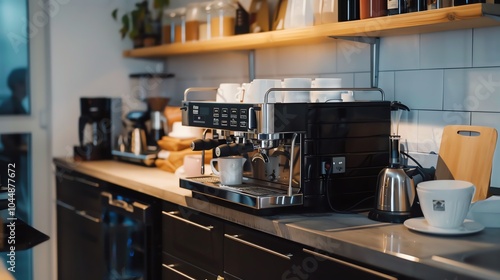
248, 49, 256, 82
330, 36, 381, 88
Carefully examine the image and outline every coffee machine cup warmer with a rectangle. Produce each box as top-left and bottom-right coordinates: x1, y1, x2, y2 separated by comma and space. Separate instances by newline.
178, 87, 392, 214
74, 97, 122, 161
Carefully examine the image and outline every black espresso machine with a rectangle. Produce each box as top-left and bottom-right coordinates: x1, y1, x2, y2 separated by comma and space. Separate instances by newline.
179, 87, 391, 214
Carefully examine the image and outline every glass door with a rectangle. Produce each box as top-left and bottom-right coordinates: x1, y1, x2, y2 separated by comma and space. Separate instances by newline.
0, 0, 52, 279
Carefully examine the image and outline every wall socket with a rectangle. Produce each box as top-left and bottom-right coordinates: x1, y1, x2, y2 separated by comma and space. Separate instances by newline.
331, 156, 346, 174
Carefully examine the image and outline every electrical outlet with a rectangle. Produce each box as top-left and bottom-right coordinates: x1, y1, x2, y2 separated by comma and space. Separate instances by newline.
331, 157, 346, 174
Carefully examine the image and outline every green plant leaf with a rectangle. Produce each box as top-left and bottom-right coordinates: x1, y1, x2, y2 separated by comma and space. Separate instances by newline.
112, 9, 118, 21
120, 14, 130, 39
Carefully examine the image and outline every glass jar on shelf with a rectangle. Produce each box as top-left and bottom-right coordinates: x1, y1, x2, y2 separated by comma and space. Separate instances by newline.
206, 0, 237, 39
185, 2, 208, 41
162, 7, 186, 44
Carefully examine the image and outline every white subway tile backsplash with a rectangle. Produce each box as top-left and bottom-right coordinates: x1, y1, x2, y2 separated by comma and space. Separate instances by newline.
473, 26, 500, 67
399, 110, 419, 153
256, 42, 337, 76
471, 112, 500, 188
336, 40, 370, 72
416, 110, 471, 154
167, 52, 248, 79
420, 29, 472, 69
394, 70, 443, 110
379, 35, 420, 71
352, 72, 393, 101
444, 68, 500, 112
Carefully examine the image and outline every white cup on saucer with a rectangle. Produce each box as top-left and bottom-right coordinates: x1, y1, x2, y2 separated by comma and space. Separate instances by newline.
282, 78, 312, 103
216, 83, 241, 103
244, 79, 282, 103
311, 78, 342, 102
417, 180, 475, 229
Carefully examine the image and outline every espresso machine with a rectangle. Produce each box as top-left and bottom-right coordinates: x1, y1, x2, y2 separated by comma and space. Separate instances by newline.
179, 87, 392, 214
74, 97, 122, 161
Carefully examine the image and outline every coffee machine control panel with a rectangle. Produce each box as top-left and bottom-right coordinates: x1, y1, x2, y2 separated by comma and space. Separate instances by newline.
182, 102, 257, 131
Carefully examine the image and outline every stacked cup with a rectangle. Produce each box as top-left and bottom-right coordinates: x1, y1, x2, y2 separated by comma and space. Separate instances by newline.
310, 78, 342, 102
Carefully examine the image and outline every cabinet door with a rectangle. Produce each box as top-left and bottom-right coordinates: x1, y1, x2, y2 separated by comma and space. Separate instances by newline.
300, 248, 400, 280
162, 202, 224, 276
57, 203, 105, 280
224, 223, 303, 280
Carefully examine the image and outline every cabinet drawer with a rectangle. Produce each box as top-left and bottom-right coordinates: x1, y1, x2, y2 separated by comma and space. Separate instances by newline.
162, 253, 219, 280
55, 167, 104, 214
300, 248, 400, 280
162, 202, 224, 275
224, 223, 303, 279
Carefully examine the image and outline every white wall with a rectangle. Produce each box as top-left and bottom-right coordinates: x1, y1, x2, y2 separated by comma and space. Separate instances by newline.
50, 0, 163, 158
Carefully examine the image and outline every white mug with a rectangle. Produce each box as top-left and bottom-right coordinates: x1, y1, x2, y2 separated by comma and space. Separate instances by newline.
183, 154, 203, 177
417, 180, 475, 229
282, 78, 312, 103
210, 156, 247, 185
311, 78, 342, 102
341, 91, 355, 102
216, 83, 241, 103
244, 79, 282, 103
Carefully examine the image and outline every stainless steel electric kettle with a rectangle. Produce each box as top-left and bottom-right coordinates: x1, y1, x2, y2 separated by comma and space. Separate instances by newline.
369, 101, 417, 223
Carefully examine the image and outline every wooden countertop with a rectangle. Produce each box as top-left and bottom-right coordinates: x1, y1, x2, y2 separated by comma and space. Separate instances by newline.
53, 158, 500, 279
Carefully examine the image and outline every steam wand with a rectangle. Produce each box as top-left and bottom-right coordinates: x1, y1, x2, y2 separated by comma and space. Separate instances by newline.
288, 133, 298, 197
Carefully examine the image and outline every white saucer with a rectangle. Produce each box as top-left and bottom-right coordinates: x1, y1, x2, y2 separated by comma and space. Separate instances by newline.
404, 217, 484, 236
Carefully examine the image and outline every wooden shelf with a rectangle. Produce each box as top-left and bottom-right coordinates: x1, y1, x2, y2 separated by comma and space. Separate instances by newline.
124, 4, 500, 58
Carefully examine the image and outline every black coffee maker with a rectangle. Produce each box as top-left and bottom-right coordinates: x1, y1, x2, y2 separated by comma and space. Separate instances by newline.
74, 97, 122, 161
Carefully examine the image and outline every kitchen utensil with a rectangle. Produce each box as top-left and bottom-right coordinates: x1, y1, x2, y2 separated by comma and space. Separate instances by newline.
210, 156, 247, 185
310, 78, 342, 102
369, 101, 415, 223
126, 110, 149, 155
435, 125, 498, 202
147, 97, 170, 148
417, 179, 475, 229
216, 83, 242, 103
283, 78, 311, 103
403, 217, 484, 235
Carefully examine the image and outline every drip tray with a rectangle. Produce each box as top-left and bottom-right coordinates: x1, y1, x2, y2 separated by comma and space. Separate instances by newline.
180, 176, 303, 210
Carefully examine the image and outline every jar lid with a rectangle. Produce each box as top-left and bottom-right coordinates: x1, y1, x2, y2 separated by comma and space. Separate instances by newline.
206, 0, 237, 11
129, 73, 175, 79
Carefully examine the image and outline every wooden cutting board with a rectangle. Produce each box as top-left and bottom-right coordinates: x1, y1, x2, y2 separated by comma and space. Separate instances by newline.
435, 125, 498, 202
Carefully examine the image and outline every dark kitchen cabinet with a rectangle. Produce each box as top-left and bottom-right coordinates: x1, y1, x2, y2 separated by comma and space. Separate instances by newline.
55, 167, 161, 280
55, 167, 106, 280
223, 223, 304, 280
162, 201, 224, 279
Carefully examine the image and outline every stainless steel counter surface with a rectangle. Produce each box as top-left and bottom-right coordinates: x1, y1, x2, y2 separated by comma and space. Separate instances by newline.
53, 158, 500, 279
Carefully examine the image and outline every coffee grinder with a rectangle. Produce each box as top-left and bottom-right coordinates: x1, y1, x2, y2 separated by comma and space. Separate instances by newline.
74, 97, 122, 161
146, 97, 170, 149
369, 101, 415, 223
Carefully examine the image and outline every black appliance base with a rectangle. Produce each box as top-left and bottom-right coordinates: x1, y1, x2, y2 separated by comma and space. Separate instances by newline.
368, 209, 411, 224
